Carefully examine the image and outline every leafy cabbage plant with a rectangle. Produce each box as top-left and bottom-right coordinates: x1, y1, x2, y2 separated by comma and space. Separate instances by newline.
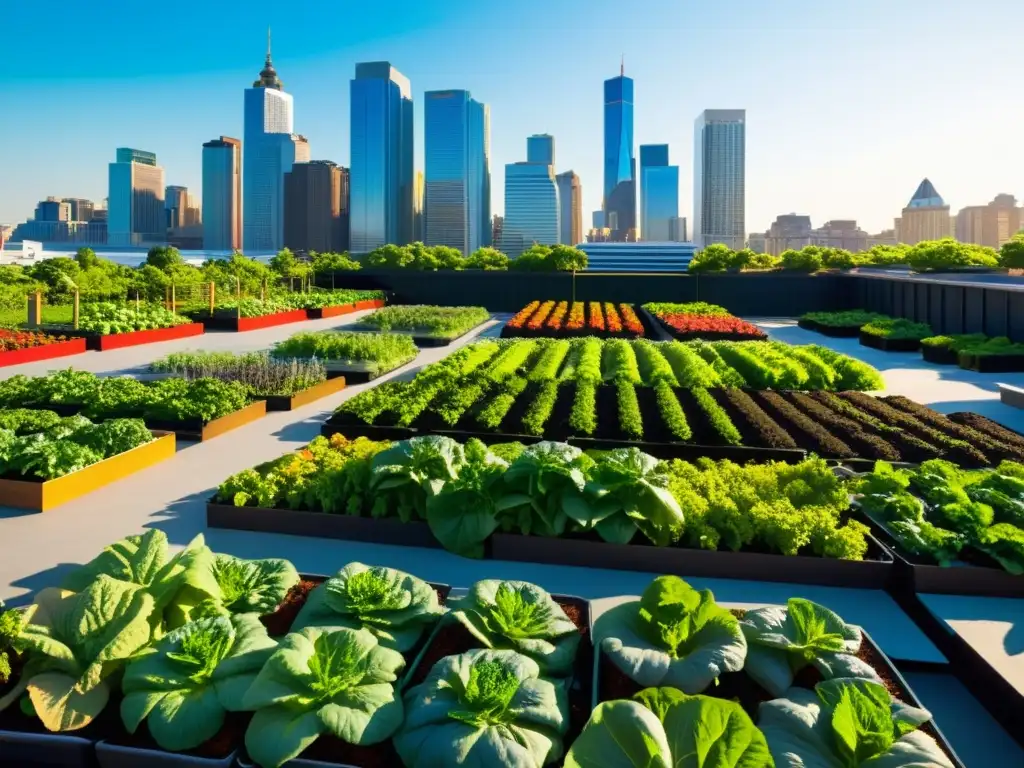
120, 614, 277, 752
739, 598, 881, 698
581, 447, 684, 546
370, 435, 466, 521
290, 562, 444, 652
498, 442, 594, 538
2, 576, 155, 731
243, 626, 405, 768
759, 678, 953, 767
565, 687, 772, 768
394, 649, 568, 768
593, 576, 746, 692
452, 580, 580, 676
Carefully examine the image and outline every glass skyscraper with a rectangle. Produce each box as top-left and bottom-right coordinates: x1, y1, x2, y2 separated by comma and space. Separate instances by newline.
603, 66, 636, 241
424, 90, 490, 254
640, 144, 679, 242
243, 43, 302, 253
203, 136, 242, 252
502, 162, 560, 256
527, 134, 555, 166
693, 109, 746, 250
108, 148, 165, 246
349, 62, 414, 254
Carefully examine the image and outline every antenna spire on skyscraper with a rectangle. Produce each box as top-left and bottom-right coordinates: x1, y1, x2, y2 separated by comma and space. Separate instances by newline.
254, 26, 282, 89
620, 55, 624, 76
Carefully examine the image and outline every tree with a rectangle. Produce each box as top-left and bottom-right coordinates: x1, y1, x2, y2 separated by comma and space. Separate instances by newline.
29, 257, 81, 294
732, 248, 756, 270
465, 247, 509, 270
74, 247, 99, 270
431, 245, 466, 270
269, 248, 299, 276
509, 244, 554, 271
146, 246, 183, 272
1000, 233, 1024, 269
549, 244, 588, 271
780, 247, 823, 272
366, 244, 413, 269
406, 242, 440, 270
687, 244, 737, 272
312, 252, 361, 273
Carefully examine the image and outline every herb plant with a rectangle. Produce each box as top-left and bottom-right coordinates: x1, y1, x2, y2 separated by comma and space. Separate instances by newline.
0, 600, 25, 686
152, 350, 326, 397
357, 304, 490, 339
394, 649, 568, 768
120, 614, 278, 752
593, 576, 747, 692
452, 580, 580, 676
242, 627, 405, 768
565, 687, 772, 768
290, 562, 444, 651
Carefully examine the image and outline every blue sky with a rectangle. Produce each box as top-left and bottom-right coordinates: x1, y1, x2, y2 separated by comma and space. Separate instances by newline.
3, 0, 1023, 236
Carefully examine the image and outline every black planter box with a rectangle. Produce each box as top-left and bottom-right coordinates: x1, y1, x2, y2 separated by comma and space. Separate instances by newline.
648, 311, 767, 342
796, 317, 820, 332
957, 351, 1024, 373
921, 345, 959, 365
348, 321, 490, 348
567, 436, 807, 464
857, 510, 1024, 598
491, 531, 894, 588
859, 331, 922, 352
320, 418, 416, 442
206, 499, 442, 549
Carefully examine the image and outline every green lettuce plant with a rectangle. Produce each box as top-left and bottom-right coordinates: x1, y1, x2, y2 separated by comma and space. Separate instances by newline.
3, 576, 155, 731
370, 435, 466, 521
242, 626, 405, 768
565, 687, 772, 768
0, 600, 26, 685
593, 576, 747, 692
739, 598, 881, 698
394, 649, 567, 768
451, 580, 580, 676
758, 678, 952, 767
290, 562, 444, 652
498, 441, 594, 538
120, 614, 278, 752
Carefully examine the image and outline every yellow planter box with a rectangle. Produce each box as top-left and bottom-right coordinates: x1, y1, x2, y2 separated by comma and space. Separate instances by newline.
0, 432, 176, 512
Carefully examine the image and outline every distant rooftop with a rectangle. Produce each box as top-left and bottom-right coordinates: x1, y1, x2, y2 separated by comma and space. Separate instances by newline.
907, 178, 946, 209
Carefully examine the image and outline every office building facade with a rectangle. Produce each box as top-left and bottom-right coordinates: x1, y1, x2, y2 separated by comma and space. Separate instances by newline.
603, 66, 636, 240
63, 198, 95, 223
284, 160, 349, 253
108, 148, 165, 246
165, 186, 189, 229
350, 61, 414, 253
527, 134, 555, 167
639, 144, 679, 242
956, 194, 1023, 249
502, 162, 560, 256
35, 198, 69, 222
895, 179, 952, 245
413, 170, 424, 241
423, 90, 490, 254
202, 136, 242, 251
693, 109, 746, 250
556, 171, 582, 246
243, 41, 302, 252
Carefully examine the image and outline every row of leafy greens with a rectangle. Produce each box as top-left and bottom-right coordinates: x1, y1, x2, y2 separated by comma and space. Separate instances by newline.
853, 458, 1024, 573
217, 434, 870, 561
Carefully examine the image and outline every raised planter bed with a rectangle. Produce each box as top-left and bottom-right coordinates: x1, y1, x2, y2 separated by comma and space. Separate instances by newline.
306, 298, 385, 319
797, 319, 864, 337
263, 377, 346, 411
921, 344, 959, 365
591, 623, 964, 768
491, 530, 894, 588
196, 309, 308, 332
68, 322, 205, 351
859, 331, 922, 352
146, 400, 267, 441
322, 354, 417, 383
957, 351, 1024, 372
648, 310, 767, 342
0, 431, 175, 511
0, 728, 94, 767
206, 499, 442, 550
0, 337, 88, 368
567, 436, 807, 464
320, 418, 416, 443
858, 510, 1024, 598
95, 737, 236, 768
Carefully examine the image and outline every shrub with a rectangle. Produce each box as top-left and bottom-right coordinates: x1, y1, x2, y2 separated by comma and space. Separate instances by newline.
907, 238, 999, 271
1000, 233, 1024, 269
466, 246, 510, 270
861, 318, 932, 341
780, 247, 823, 272
687, 244, 742, 272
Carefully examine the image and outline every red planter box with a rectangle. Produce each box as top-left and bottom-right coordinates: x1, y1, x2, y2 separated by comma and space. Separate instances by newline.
86, 322, 205, 351
354, 299, 385, 311
0, 337, 88, 368
306, 304, 357, 319
199, 309, 309, 332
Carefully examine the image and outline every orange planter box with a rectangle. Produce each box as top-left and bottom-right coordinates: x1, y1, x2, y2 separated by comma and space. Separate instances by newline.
264, 377, 346, 411
0, 432, 176, 511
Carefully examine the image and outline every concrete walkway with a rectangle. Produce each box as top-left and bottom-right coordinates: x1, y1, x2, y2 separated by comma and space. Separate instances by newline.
1, 315, 1021, 766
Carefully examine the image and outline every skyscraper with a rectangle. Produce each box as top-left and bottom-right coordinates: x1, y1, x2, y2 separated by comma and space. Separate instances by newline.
639, 144, 679, 241
693, 109, 746, 250
34, 198, 69, 222
423, 90, 490, 254
243, 32, 304, 253
203, 136, 242, 251
349, 61, 414, 253
284, 161, 349, 253
413, 171, 424, 241
165, 186, 189, 229
556, 171, 582, 245
502, 162, 560, 256
63, 199, 95, 222
956, 194, 1024, 249
603, 63, 636, 241
895, 179, 952, 244
108, 148, 165, 246
527, 134, 555, 167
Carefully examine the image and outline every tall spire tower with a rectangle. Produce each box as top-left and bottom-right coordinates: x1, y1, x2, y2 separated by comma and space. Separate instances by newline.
603, 61, 636, 241
254, 26, 282, 90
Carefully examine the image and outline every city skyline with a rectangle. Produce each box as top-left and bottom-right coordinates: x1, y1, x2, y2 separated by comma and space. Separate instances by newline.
3, 1, 1024, 237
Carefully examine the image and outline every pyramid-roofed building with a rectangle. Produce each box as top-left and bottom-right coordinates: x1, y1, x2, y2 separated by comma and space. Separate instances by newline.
907, 178, 946, 209
896, 178, 952, 244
